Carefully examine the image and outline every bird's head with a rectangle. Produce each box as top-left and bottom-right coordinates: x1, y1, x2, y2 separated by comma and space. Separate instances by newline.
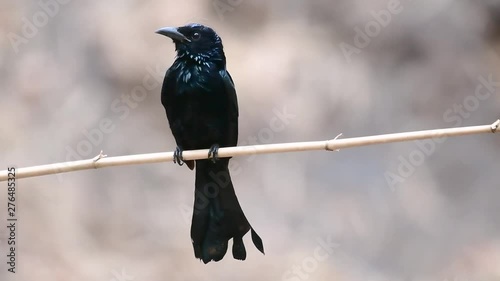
156, 23, 225, 63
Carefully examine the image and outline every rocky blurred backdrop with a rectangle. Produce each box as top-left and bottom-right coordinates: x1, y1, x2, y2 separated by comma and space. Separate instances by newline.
0, 0, 500, 280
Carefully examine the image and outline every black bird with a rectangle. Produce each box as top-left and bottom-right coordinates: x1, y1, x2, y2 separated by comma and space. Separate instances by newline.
156, 23, 264, 263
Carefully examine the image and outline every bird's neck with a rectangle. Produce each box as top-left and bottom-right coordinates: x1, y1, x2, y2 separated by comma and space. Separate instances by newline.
171, 54, 225, 87
176, 50, 226, 68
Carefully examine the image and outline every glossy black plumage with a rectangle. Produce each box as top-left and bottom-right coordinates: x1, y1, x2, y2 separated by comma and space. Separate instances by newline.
157, 24, 264, 263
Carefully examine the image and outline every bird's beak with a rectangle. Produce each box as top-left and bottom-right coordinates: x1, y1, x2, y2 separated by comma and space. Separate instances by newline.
155, 27, 191, 43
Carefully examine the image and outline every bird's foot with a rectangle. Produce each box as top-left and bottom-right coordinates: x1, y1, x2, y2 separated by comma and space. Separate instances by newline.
173, 146, 185, 166
208, 144, 220, 163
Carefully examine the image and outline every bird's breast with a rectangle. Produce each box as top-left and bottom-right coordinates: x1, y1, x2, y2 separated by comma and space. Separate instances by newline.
174, 62, 214, 90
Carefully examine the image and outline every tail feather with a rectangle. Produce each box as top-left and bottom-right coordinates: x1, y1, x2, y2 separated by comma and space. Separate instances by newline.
190, 159, 264, 263
186, 160, 195, 170
232, 236, 246, 260
251, 228, 265, 255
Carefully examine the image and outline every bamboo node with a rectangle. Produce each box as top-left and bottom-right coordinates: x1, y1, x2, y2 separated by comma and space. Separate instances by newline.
491, 119, 500, 133
326, 133, 343, 152
92, 150, 108, 168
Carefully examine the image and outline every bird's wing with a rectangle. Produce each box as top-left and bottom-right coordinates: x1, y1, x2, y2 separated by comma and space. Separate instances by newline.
161, 68, 195, 169
161, 68, 175, 123
219, 69, 239, 147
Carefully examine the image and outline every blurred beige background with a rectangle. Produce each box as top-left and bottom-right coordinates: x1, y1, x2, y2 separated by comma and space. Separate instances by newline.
1, 0, 500, 280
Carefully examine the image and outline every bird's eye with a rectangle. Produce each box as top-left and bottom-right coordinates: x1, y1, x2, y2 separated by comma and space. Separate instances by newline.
192, 32, 201, 41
